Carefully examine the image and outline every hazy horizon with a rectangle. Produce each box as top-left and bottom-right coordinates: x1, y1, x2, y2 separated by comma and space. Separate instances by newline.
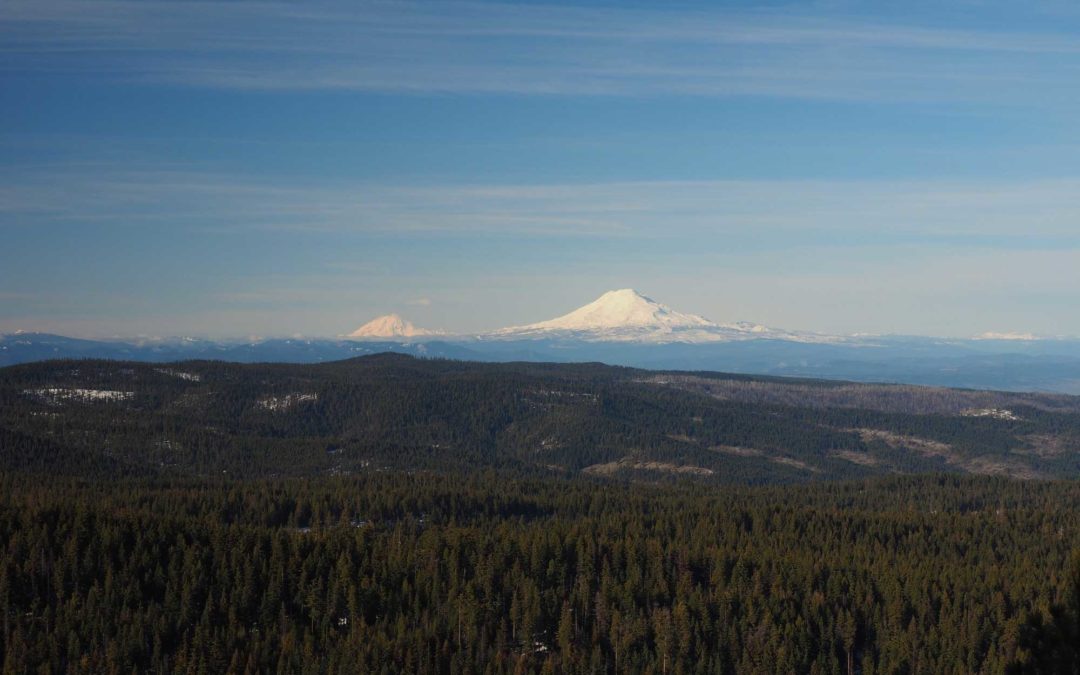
1, 284, 1070, 342
4, 1, 1080, 339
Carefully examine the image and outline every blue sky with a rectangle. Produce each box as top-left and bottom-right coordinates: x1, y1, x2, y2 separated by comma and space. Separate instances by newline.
3, 0, 1080, 338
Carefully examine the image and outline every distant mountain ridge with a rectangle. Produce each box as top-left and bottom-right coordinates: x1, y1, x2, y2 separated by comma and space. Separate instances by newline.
6, 289, 1080, 393
161, 287, 1051, 348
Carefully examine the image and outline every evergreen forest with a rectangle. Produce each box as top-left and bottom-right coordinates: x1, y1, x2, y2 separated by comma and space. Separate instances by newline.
2, 355, 1080, 672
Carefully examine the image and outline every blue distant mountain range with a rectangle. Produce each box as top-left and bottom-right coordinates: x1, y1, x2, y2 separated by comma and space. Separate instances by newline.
4, 330, 1080, 394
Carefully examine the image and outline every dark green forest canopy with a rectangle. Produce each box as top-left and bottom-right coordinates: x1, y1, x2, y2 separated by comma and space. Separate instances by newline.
4, 355, 1080, 673
1, 472, 1079, 674
3, 354, 1080, 482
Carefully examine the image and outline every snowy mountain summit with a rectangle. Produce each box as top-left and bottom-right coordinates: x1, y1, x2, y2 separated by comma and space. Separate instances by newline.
341, 290, 845, 344
493, 289, 840, 344
521, 289, 712, 331
347, 314, 439, 340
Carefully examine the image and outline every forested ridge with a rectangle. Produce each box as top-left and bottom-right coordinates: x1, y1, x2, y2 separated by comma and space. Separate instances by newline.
3, 355, 1080, 482
4, 355, 1080, 672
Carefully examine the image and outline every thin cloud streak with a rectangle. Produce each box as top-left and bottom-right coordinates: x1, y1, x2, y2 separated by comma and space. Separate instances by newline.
4, 166, 1080, 242
6, 1, 1080, 53
4, 1, 1080, 104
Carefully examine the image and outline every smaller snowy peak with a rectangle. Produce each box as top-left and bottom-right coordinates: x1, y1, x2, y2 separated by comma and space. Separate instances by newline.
513, 289, 717, 332
347, 314, 440, 340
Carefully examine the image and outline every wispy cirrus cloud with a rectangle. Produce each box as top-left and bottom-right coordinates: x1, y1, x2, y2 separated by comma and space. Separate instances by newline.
4, 164, 1080, 244
4, 0, 1080, 104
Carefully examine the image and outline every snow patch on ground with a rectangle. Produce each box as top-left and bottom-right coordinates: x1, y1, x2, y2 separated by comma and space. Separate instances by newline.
960, 408, 1021, 421
257, 393, 319, 412
26, 388, 134, 404
583, 459, 714, 476
155, 368, 202, 382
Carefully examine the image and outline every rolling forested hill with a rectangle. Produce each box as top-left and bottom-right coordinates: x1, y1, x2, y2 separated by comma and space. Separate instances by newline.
3, 354, 1080, 483
4, 355, 1080, 673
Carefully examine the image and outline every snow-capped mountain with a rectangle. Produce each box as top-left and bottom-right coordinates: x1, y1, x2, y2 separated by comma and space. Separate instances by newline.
8, 294, 1080, 391
515, 288, 714, 331
490, 289, 844, 344
347, 314, 440, 340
